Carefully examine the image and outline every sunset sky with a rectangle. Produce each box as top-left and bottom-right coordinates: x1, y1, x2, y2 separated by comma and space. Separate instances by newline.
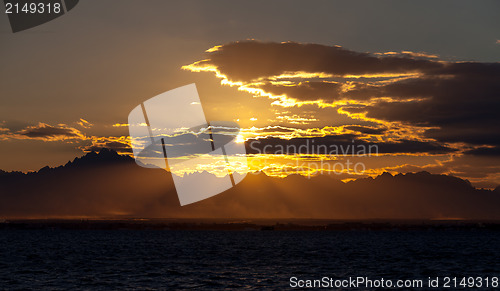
1, 0, 499, 188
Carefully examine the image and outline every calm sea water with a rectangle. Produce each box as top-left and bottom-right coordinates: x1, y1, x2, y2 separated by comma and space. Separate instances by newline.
0, 230, 499, 290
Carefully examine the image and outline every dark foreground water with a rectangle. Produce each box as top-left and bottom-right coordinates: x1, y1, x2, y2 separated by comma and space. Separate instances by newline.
0, 230, 499, 290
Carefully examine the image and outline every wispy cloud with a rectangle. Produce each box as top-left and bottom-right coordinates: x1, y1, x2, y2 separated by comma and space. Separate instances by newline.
0, 122, 86, 142
76, 118, 93, 129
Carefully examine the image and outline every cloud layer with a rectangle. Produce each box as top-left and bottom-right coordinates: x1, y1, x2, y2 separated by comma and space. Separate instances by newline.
184, 41, 500, 156
0, 122, 85, 142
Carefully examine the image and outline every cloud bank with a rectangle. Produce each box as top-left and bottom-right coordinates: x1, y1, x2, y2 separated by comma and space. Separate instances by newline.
184, 41, 500, 156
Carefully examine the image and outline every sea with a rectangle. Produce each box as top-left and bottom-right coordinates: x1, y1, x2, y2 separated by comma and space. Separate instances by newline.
0, 230, 499, 290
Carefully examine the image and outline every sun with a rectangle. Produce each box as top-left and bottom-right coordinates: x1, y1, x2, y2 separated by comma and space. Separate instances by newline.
235, 134, 245, 143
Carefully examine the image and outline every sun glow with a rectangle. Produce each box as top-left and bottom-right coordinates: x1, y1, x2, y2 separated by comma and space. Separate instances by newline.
235, 134, 245, 143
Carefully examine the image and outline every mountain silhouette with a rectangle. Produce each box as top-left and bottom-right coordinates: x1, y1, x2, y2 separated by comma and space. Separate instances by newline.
0, 149, 499, 220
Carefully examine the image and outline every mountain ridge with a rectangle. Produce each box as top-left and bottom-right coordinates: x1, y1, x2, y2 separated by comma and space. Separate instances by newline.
0, 149, 499, 219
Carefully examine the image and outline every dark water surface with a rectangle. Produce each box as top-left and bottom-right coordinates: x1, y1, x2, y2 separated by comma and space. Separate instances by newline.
0, 230, 499, 290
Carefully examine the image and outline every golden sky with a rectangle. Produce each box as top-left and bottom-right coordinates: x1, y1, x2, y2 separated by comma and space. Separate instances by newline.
1, 0, 499, 189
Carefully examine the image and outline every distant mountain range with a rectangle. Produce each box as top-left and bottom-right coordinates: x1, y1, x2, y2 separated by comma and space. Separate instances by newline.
1, 149, 499, 220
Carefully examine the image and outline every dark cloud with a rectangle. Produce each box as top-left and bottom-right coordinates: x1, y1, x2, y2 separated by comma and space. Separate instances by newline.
257, 81, 343, 102
189, 41, 500, 151
340, 107, 368, 114
204, 41, 443, 82
361, 73, 500, 146
18, 124, 80, 139
464, 146, 500, 156
0, 122, 85, 141
344, 125, 386, 135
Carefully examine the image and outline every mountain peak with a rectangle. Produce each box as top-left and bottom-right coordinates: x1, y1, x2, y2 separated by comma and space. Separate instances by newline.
65, 148, 133, 169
